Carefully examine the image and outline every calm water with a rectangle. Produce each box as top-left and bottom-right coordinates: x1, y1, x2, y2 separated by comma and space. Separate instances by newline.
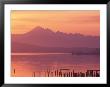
11, 53, 100, 77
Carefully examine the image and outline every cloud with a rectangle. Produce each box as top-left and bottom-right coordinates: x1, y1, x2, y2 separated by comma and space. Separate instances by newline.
11, 10, 100, 36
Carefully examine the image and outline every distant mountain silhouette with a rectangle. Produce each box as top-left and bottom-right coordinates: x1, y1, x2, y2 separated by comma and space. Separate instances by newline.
12, 26, 100, 53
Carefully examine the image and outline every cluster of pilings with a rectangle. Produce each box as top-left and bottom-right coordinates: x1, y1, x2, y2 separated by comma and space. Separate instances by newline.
13, 68, 100, 77
46, 69, 100, 77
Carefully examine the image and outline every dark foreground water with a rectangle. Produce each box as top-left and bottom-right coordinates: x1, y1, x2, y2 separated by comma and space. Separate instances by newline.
11, 53, 100, 77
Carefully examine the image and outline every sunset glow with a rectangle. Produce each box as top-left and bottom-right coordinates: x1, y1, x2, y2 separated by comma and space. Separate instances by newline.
11, 10, 100, 36
11, 10, 100, 77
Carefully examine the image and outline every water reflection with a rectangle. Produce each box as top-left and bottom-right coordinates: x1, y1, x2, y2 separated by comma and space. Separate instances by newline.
11, 53, 100, 77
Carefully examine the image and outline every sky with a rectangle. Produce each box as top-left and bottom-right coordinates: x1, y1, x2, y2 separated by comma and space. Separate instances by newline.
11, 10, 100, 36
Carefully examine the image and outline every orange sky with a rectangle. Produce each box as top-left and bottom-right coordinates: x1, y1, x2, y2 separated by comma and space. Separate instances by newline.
11, 10, 100, 36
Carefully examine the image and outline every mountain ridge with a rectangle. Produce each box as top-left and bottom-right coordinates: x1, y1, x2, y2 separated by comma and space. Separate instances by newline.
12, 26, 100, 52
12, 26, 99, 37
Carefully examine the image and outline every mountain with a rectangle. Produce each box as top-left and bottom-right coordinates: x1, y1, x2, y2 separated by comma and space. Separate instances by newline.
12, 26, 100, 53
